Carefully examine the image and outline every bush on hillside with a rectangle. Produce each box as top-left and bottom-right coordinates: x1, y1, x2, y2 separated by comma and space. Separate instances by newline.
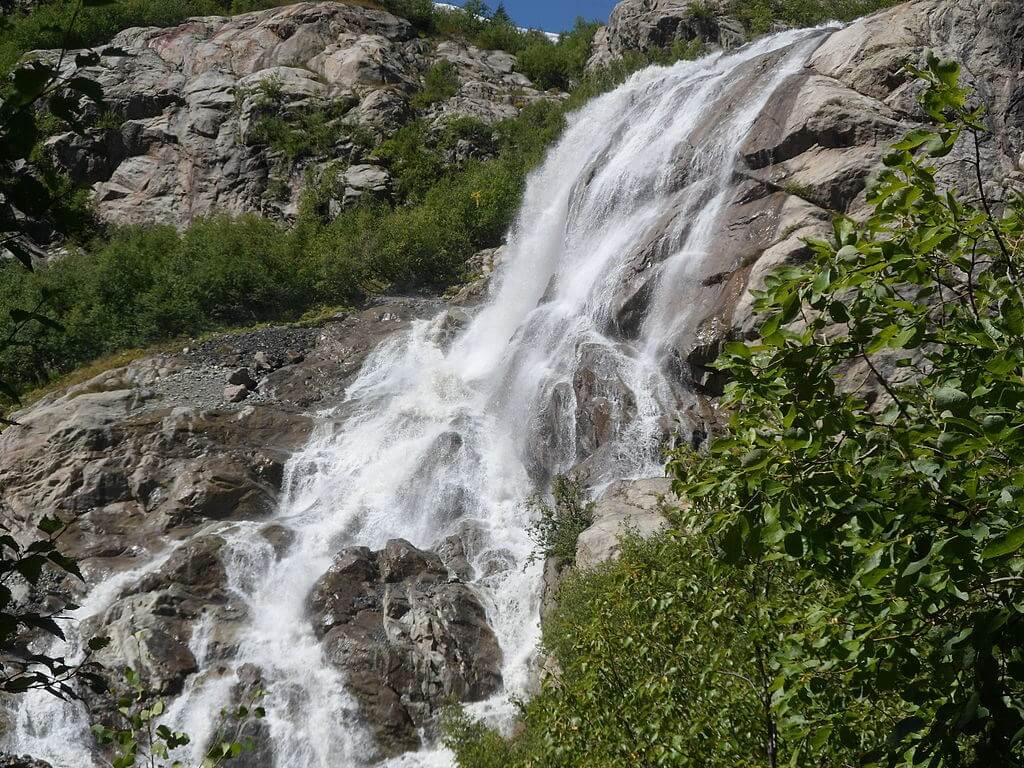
410, 60, 461, 111
516, 19, 600, 90
670, 58, 1024, 765
527, 475, 594, 563
244, 79, 370, 163
446, 530, 884, 767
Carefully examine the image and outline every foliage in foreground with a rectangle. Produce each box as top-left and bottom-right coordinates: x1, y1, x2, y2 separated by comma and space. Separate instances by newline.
92, 657, 265, 768
671, 57, 1024, 766
448, 61, 1024, 768
446, 531, 886, 767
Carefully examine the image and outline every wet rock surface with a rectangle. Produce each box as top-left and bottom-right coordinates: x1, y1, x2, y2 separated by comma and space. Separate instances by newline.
308, 538, 502, 755
0, 297, 438, 750
80, 534, 235, 700
0, 298, 435, 559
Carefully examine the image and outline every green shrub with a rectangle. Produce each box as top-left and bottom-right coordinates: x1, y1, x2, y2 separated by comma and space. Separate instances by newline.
431, 1, 489, 43
411, 60, 461, 111
372, 121, 447, 201
442, 709, 518, 768
378, 0, 437, 31
670, 60, 1024, 766
471, 18, 536, 55
436, 116, 498, 155
527, 475, 594, 563
243, 77, 367, 163
515, 19, 599, 91
447, 530, 885, 767
428, 155, 524, 247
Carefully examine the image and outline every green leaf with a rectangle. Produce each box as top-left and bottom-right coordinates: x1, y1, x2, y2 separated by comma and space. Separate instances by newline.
836, 245, 859, 262
833, 217, 856, 246
37, 515, 64, 535
933, 58, 961, 88
739, 448, 770, 470
721, 523, 744, 563
2, 237, 37, 271
11, 62, 56, 103
933, 386, 968, 409
981, 526, 1024, 560
893, 129, 938, 151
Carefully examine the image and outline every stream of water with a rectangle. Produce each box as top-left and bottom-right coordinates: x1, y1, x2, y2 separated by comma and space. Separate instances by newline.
6, 25, 830, 767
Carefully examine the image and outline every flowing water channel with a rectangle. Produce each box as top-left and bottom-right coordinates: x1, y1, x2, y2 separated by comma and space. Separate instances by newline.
6, 25, 831, 767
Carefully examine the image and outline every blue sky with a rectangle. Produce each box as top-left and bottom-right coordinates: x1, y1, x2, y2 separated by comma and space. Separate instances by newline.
451, 0, 619, 33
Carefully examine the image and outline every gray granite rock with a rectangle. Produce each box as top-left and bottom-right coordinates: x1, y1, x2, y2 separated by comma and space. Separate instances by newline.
308, 539, 502, 755
30, 2, 560, 230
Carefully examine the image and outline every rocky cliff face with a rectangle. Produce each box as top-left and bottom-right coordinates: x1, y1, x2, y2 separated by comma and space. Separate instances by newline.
587, 0, 747, 69
599, 0, 1022, 406
39, 2, 559, 229
2, 0, 1024, 763
308, 538, 503, 754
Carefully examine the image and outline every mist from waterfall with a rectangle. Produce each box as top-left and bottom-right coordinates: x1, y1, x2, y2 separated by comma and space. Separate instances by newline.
5, 25, 831, 768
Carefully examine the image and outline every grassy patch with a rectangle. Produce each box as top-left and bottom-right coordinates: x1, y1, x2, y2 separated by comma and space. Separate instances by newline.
18, 346, 158, 407
241, 76, 371, 164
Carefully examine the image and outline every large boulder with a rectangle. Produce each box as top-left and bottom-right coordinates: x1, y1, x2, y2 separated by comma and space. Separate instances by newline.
587, 0, 745, 70
328, 163, 392, 215
308, 539, 503, 755
426, 40, 561, 125
575, 477, 677, 570
573, 342, 638, 457
80, 535, 236, 698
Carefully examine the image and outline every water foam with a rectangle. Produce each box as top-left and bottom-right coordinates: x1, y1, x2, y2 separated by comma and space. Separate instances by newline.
5, 27, 831, 767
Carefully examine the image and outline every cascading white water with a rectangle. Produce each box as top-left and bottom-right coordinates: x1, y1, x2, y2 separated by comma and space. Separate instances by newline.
5, 25, 832, 767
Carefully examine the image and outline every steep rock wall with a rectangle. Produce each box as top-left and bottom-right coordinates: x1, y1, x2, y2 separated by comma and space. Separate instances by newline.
36, 2, 559, 228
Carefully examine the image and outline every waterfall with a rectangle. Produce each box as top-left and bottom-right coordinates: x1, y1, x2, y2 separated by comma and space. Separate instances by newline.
5, 25, 831, 768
